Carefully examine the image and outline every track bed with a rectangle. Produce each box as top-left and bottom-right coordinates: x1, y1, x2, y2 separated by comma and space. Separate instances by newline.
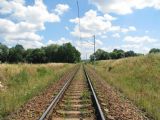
52, 66, 95, 119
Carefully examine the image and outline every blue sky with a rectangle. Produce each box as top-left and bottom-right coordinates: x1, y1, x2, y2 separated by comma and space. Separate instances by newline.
0, 0, 160, 59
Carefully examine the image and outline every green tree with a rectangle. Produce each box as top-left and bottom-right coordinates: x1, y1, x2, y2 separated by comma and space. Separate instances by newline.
8, 44, 25, 63
57, 43, 80, 63
124, 50, 136, 57
110, 52, 117, 59
149, 48, 160, 54
90, 54, 95, 62
26, 48, 46, 63
94, 49, 110, 60
110, 49, 125, 59
0, 43, 8, 63
43, 44, 59, 62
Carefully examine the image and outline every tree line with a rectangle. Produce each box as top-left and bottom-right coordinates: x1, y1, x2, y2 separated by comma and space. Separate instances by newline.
0, 43, 81, 63
90, 48, 160, 61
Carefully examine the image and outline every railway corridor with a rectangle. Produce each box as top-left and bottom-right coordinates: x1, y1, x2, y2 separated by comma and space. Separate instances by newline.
52, 66, 96, 120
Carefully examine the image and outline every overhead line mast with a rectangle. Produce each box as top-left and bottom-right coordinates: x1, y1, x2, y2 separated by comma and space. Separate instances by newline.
76, 0, 96, 68
76, 0, 81, 41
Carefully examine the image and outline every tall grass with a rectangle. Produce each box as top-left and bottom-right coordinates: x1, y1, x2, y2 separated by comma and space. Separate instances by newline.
0, 63, 74, 119
90, 54, 160, 119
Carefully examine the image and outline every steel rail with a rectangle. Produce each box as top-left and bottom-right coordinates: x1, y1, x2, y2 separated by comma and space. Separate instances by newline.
39, 67, 79, 120
39, 65, 106, 120
84, 66, 106, 120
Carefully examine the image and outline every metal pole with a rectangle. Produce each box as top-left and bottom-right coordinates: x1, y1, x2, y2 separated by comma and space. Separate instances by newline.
76, 0, 81, 40
86, 53, 87, 61
93, 35, 95, 69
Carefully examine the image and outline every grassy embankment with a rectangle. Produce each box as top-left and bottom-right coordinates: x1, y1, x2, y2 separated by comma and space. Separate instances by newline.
90, 54, 160, 119
0, 63, 74, 118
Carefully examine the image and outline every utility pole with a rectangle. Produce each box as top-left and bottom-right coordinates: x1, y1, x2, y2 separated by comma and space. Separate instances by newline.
76, 0, 81, 41
93, 35, 96, 69
86, 53, 87, 61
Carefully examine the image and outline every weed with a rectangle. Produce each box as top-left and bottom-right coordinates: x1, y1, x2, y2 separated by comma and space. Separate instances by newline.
0, 63, 74, 119
89, 54, 160, 119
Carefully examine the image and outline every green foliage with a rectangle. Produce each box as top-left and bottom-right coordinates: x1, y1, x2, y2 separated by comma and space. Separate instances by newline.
111, 49, 125, 59
57, 43, 81, 63
95, 49, 110, 60
90, 54, 95, 62
149, 48, 160, 54
43, 44, 59, 62
92, 54, 160, 119
0, 64, 74, 119
37, 67, 48, 76
0, 43, 8, 63
6, 69, 29, 89
90, 48, 139, 61
8, 44, 25, 63
0, 42, 81, 63
124, 50, 136, 57
26, 48, 46, 63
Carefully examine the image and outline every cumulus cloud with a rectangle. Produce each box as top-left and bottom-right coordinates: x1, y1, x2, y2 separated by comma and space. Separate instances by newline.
70, 9, 136, 39
3, 40, 44, 49
98, 35, 158, 55
0, 0, 69, 48
90, 0, 160, 15
101, 44, 150, 54
120, 35, 158, 53
124, 36, 157, 44
121, 26, 136, 33
70, 9, 113, 38
109, 26, 136, 33
54, 4, 69, 15
112, 33, 120, 38
70, 9, 138, 58
47, 37, 72, 45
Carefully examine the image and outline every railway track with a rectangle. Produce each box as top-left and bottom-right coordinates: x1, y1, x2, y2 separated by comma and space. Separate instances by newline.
39, 65, 106, 120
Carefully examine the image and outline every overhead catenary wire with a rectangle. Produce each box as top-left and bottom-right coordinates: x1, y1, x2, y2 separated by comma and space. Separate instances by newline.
76, 0, 96, 62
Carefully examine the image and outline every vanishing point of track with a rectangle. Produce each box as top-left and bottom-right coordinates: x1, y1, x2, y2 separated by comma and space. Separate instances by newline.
39, 65, 106, 120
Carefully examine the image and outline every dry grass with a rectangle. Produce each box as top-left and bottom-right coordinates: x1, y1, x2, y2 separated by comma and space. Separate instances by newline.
0, 63, 74, 119
90, 54, 160, 119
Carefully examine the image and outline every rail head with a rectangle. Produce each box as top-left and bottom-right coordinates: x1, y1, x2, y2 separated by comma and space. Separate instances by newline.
83, 66, 106, 120
39, 66, 79, 120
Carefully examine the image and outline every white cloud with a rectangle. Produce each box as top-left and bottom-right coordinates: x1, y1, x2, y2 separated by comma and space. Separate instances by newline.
112, 33, 120, 38
47, 37, 72, 45
129, 26, 136, 31
3, 40, 44, 49
121, 35, 158, 53
70, 9, 136, 40
109, 26, 120, 32
0, 0, 60, 23
0, 0, 67, 48
121, 26, 136, 33
101, 35, 107, 39
90, 0, 160, 15
96, 39, 103, 45
99, 35, 159, 55
65, 26, 69, 31
109, 25, 136, 33
104, 14, 117, 21
124, 36, 157, 44
70, 9, 112, 38
102, 44, 150, 54
69, 9, 138, 58
54, 4, 69, 15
